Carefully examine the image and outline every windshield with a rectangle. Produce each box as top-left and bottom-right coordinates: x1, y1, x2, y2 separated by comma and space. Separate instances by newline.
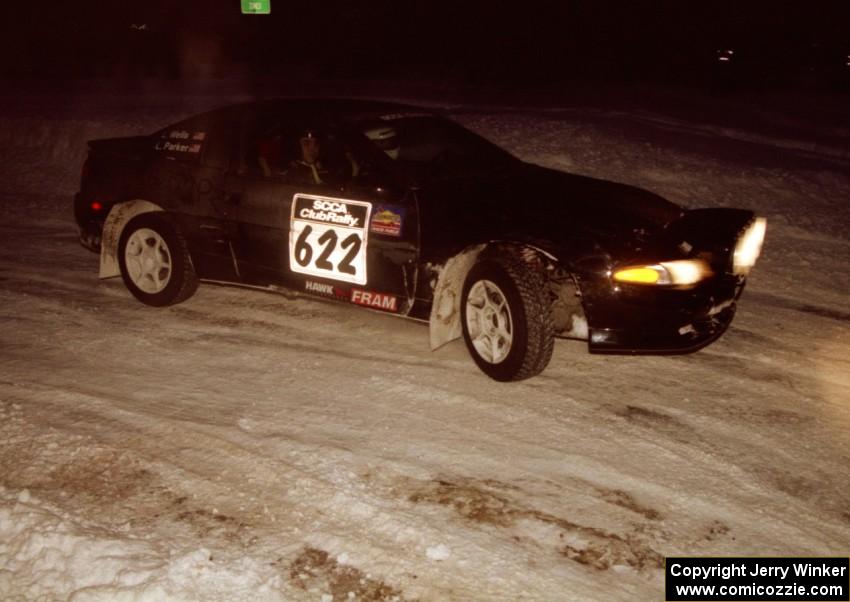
356, 116, 518, 177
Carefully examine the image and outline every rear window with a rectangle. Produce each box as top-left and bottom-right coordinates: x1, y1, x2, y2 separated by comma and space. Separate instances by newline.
354, 116, 517, 177
153, 107, 238, 168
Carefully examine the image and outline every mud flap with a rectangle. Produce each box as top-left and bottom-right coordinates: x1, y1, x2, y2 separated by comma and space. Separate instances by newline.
429, 244, 485, 350
99, 200, 164, 279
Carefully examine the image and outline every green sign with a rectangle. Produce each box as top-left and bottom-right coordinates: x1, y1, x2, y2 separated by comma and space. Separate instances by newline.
241, 0, 270, 14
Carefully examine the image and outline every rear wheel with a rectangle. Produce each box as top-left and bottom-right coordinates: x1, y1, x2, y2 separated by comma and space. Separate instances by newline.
461, 253, 554, 381
118, 213, 198, 306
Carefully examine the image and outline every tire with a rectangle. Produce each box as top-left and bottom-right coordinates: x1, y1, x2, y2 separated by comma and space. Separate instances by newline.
460, 253, 554, 381
118, 213, 198, 307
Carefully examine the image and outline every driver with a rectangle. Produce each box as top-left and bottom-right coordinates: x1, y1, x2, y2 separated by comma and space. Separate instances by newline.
287, 129, 330, 185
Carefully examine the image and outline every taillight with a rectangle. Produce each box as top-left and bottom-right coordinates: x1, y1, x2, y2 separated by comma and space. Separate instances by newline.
91, 201, 103, 212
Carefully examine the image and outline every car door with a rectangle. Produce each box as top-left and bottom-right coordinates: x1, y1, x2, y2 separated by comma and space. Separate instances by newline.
226, 115, 420, 313
288, 186, 417, 310
284, 127, 419, 314
147, 108, 240, 282
335, 175, 418, 314
224, 110, 300, 284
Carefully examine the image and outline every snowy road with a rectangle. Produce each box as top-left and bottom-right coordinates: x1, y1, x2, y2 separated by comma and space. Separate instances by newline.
1, 93, 849, 600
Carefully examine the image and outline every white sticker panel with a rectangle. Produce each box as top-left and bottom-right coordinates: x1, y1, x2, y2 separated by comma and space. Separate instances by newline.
289, 193, 372, 285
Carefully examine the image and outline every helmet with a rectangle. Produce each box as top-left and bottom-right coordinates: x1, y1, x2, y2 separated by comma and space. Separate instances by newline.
363, 124, 399, 160
297, 128, 321, 164
299, 128, 321, 144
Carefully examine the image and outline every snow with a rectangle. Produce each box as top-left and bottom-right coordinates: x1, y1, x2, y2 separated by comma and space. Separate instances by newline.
1, 83, 849, 601
0, 487, 285, 601
425, 545, 451, 561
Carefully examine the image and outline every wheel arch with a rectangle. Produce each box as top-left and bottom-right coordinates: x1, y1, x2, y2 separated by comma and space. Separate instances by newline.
99, 199, 166, 279
428, 240, 577, 350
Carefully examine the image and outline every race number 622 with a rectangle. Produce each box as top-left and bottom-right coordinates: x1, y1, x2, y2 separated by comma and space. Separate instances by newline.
294, 224, 362, 276
289, 195, 371, 285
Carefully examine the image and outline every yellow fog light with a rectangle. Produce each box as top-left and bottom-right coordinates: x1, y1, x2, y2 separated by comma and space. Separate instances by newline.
613, 260, 711, 286
613, 267, 661, 284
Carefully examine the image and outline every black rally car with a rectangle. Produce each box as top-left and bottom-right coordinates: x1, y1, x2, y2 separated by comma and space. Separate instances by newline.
74, 99, 766, 381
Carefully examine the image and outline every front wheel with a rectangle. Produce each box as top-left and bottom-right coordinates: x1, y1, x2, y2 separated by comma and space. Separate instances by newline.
461, 254, 554, 381
118, 213, 198, 307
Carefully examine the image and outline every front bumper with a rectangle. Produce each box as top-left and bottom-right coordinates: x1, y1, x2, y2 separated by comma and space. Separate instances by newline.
581, 273, 746, 354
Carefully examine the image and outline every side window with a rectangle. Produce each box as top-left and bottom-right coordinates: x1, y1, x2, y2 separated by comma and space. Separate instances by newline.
260, 127, 299, 178
240, 113, 297, 178
245, 117, 360, 187
280, 128, 352, 186
200, 110, 239, 170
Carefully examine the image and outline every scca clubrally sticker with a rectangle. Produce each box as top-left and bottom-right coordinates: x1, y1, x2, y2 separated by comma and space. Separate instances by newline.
289, 194, 372, 285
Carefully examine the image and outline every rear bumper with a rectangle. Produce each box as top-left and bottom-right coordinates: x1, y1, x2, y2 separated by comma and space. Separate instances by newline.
78, 225, 101, 252
582, 274, 746, 354
74, 192, 103, 252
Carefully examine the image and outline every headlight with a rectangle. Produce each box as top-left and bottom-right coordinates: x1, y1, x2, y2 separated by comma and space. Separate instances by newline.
733, 217, 766, 275
612, 259, 712, 286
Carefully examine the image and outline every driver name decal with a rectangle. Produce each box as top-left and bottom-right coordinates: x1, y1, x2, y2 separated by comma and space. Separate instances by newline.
155, 130, 206, 156
289, 194, 372, 285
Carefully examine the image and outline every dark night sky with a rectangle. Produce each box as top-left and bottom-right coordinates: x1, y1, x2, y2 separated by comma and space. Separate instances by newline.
1, 1, 848, 89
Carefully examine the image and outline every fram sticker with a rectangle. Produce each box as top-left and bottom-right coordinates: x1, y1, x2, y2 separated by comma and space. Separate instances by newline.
351, 289, 397, 312
370, 205, 404, 237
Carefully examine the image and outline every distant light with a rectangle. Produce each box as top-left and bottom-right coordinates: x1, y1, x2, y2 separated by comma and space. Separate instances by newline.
718, 56, 730, 62
241, 0, 270, 14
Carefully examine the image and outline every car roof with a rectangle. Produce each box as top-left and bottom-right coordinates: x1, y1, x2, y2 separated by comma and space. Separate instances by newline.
234, 98, 439, 123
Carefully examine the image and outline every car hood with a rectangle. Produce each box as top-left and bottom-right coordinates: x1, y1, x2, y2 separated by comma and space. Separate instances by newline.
519, 163, 682, 229
418, 162, 683, 259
